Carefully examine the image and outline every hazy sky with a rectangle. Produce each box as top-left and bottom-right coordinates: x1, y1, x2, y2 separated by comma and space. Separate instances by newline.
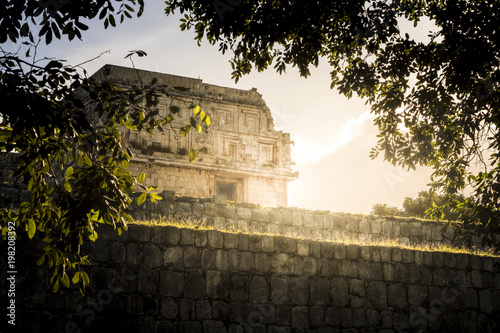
10, 2, 437, 214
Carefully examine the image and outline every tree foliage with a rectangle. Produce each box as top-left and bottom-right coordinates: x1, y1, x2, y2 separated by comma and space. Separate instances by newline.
0, 0, 209, 293
371, 203, 403, 217
165, 0, 500, 250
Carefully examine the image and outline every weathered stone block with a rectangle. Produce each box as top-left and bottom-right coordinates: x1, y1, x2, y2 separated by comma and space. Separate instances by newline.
269, 210, 282, 224
360, 246, 371, 261
388, 283, 407, 310
129, 225, 151, 242
160, 297, 178, 319
353, 308, 366, 327
179, 299, 196, 320
261, 235, 274, 252
304, 258, 317, 276
380, 247, 392, 262
138, 269, 159, 294
180, 228, 195, 245
310, 278, 330, 305
177, 202, 192, 215
219, 204, 236, 218
367, 281, 387, 310
207, 270, 230, 299
184, 246, 201, 268
164, 247, 184, 270
230, 275, 248, 302
342, 260, 358, 278
292, 256, 305, 275
281, 210, 292, 225
349, 279, 366, 308
252, 209, 269, 223
383, 263, 394, 281
111, 241, 126, 263
409, 222, 422, 237
340, 308, 353, 328
223, 233, 239, 249
325, 306, 341, 326
204, 202, 218, 216
192, 202, 205, 216
160, 271, 184, 297
255, 253, 271, 272
333, 244, 346, 259
249, 275, 270, 303
331, 277, 349, 307
239, 251, 254, 271
248, 235, 262, 251
358, 261, 371, 280
165, 226, 181, 245
201, 249, 217, 270
434, 252, 444, 267
292, 240, 307, 257
236, 207, 251, 220
127, 243, 142, 265
207, 230, 223, 249
291, 306, 309, 329
444, 253, 456, 268
274, 237, 297, 254
345, 216, 359, 232
331, 215, 345, 231
91, 240, 110, 262
408, 285, 427, 305
291, 211, 303, 227
392, 248, 402, 262
212, 194, 227, 204
359, 218, 370, 234
184, 272, 205, 299
303, 214, 315, 228
271, 277, 287, 305
346, 245, 360, 260
143, 243, 162, 268
401, 249, 414, 264
371, 219, 382, 234
370, 262, 384, 281
393, 313, 409, 332
310, 306, 326, 327
321, 243, 335, 259
211, 300, 228, 321
202, 320, 226, 333
276, 305, 291, 326
288, 277, 310, 305
309, 241, 321, 258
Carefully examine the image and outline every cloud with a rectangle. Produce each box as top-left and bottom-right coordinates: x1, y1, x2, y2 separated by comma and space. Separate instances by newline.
291, 110, 374, 165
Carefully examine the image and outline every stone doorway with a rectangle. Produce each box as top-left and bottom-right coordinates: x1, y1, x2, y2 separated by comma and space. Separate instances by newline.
216, 181, 237, 201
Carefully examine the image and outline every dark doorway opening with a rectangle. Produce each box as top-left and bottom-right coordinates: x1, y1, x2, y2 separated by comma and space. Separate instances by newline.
217, 182, 236, 201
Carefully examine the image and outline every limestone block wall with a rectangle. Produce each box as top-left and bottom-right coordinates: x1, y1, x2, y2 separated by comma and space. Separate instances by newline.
7, 224, 500, 332
131, 194, 475, 249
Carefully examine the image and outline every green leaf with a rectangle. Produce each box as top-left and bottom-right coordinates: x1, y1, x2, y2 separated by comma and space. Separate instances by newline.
205, 115, 211, 126
84, 154, 93, 167
149, 192, 162, 201
36, 255, 46, 266
63, 181, 72, 192
173, 86, 190, 92
169, 106, 180, 114
194, 105, 201, 115
61, 273, 70, 288
28, 219, 36, 239
81, 272, 90, 286
138, 172, 145, 183
138, 192, 147, 205
180, 125, 191, 137
189, 149, 197, 162
122, 159, 129, 169
52, 279, 60, 293
72, 272, 80, 284
64, 166, 74, 181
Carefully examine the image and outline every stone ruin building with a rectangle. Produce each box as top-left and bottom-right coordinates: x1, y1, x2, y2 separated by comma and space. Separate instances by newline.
91, 64, 297, 207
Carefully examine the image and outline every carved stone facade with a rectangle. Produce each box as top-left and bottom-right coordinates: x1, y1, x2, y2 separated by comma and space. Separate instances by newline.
91, 65, 296, 206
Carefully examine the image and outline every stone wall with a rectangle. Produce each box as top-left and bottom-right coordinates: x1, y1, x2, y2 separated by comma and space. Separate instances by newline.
130, 193, 473, 249
7, 224, 500, 332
